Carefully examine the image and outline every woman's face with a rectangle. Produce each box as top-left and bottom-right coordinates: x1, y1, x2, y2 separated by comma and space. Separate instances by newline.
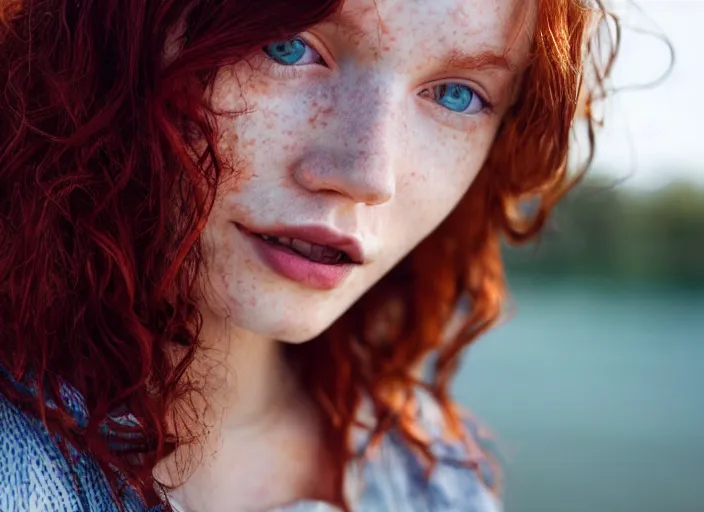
199, 0, 534, 342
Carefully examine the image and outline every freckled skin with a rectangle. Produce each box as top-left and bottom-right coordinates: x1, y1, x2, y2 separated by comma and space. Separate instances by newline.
198, 0, 535, 343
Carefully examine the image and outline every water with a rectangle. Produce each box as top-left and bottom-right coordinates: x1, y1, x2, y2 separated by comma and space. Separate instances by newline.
452, 279, 704, 512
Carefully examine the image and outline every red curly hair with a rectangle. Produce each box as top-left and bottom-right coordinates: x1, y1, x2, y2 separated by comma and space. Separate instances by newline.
0, 0, 618, 508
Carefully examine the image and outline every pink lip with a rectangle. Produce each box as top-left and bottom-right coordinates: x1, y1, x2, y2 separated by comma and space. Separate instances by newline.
236, 223, 363, 290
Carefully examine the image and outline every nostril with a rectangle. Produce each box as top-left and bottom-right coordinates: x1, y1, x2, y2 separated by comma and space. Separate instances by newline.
291, 162, 318, 190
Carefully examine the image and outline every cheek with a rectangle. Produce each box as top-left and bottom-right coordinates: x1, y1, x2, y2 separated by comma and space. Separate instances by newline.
401, 124, 492, 206
210, 63, 300, 163
197, 225, 242, 317
390, 121, 497, 250
221, 105, 307, 188
215, 128, 257, 192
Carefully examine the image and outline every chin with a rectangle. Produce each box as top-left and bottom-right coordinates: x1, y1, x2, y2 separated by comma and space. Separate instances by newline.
225, 298, 345, 344
244, 317, 333, 345
198, 249, 369, 345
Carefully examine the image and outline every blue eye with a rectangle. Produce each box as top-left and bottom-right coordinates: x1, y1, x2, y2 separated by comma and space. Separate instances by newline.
432, 83, 485, 114
263, 37, 321, 66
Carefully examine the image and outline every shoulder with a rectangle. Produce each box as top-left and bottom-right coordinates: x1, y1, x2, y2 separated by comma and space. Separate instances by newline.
0, 392, 148, 512
351, 389, 502, 512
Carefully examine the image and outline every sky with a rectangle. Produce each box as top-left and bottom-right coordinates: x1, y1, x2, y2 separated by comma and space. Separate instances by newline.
590, 0, 704, 189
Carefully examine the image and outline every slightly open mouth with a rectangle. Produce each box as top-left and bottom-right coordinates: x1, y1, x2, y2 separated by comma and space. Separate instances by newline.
250, 232, 353, 265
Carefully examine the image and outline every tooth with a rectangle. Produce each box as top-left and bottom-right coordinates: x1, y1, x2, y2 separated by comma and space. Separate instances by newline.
309, 244, 326, 262
291, 239, 313, 258
322, 247, 343, 264
277, 237, 292, 247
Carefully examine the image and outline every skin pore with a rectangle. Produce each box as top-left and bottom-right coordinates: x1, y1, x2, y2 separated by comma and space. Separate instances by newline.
156, 0, 535, 510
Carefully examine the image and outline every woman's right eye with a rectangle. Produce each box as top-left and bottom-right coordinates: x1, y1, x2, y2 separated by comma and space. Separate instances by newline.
263, 37, 323, 67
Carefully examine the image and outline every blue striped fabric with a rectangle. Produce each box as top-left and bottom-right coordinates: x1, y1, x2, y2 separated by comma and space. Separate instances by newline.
0, 384, 501, 512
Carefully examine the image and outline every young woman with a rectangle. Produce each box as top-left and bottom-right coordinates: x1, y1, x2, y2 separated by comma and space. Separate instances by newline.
0, 0, 617, 510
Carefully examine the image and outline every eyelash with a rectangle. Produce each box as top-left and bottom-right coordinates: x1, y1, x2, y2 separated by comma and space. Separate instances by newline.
420, 83, 492, 117
261, 37, 494, 117
260, 36, 327, 80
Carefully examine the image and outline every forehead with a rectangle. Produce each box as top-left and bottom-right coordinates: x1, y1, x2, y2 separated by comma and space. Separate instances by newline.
335, 0, 534, 63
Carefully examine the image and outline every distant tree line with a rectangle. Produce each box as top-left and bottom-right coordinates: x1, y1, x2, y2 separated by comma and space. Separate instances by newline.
502, 173, 704, 289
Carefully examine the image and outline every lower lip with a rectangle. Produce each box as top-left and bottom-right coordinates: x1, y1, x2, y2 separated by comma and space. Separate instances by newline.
239, 226, 355, 290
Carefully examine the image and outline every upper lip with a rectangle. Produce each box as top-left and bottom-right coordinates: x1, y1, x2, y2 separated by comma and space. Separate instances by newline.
237, 223, 366, 264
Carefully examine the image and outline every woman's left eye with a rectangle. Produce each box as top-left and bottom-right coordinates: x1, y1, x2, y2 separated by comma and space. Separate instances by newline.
424, 83, 487, 115
263, 37, 322, 66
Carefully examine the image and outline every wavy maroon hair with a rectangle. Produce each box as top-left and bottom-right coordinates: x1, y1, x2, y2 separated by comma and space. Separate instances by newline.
0, 0, 618, 509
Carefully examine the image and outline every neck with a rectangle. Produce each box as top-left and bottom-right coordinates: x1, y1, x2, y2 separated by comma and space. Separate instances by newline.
155, 311, 336, 506
189, 312, 300, 435
156, 309, 307, 474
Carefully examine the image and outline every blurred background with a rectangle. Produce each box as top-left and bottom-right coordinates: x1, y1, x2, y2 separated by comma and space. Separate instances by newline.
453, 1, 704, 511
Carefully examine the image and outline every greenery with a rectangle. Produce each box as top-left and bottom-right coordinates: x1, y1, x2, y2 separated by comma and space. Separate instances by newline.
502, 173, 704, 289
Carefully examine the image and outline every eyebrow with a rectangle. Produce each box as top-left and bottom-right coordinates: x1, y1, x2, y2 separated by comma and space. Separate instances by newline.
439, 49, 516, 73
321, 13, 517, 74
320, 10, 370, 38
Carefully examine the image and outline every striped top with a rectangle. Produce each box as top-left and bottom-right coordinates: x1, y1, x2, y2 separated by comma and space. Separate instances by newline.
0, 377, 501, 512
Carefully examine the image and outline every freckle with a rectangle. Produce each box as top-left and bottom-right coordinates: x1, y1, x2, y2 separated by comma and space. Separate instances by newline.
227, 155, 254, 192
308, 113, 319, 125
377, 18, 391, 35
225, 200, 253, 221
249, 297, 257, 306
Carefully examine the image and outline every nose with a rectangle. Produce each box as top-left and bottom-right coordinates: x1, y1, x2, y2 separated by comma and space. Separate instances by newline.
291, 148, 395, 205
291, 84, 399, 206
